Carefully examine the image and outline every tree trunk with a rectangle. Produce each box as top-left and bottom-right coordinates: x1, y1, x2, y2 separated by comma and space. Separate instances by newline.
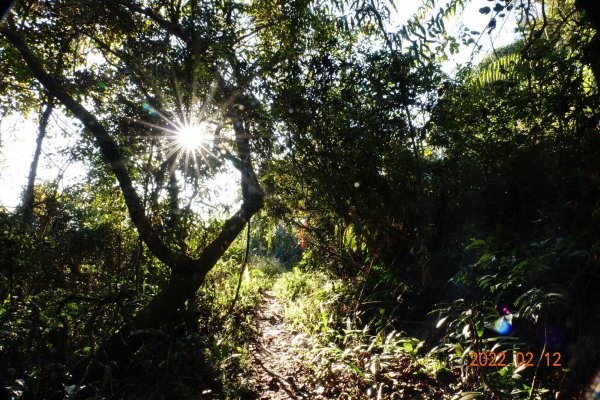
89, 198, 262, 378
22, 100, 53, 220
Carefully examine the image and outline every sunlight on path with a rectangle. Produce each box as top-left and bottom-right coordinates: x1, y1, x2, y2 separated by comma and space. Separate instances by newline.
250, 291, 312, 400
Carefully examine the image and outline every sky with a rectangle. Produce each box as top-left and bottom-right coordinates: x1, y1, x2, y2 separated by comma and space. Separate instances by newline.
0, 111, 84, 210
390, 0, 521, 70
0, 0, 520, 211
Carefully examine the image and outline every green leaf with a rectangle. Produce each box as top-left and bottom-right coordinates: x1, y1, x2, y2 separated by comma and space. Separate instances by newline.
344, 360, 371, 381
436, 316, 448, 328
454, 342, 464, 356
466, 238, 487, 249
476, 322, 484, 338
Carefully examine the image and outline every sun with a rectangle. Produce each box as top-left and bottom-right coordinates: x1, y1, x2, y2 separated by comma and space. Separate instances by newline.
176, 122, 211, 152
133, 101, 225, 173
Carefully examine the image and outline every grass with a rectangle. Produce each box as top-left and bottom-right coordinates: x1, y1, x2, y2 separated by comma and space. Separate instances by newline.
103, 254, 285, 399
272, 267, 459, 399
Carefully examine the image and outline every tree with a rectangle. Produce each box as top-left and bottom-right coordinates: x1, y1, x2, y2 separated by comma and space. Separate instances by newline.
2, 0, 413, 379
0, 0, 273, 374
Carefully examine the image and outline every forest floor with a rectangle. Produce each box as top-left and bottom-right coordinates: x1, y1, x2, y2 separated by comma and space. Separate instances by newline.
249, 290, 316, 400
247, 290, 458, 400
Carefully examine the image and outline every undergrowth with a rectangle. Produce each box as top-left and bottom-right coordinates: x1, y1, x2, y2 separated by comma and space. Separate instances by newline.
93, 253, 282, 399
271, 229, 599, 399
0, 231, 283, 400
273, 267, 458, 399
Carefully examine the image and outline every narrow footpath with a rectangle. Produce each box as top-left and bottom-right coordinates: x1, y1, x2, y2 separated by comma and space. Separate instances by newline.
249, 290, 313, 400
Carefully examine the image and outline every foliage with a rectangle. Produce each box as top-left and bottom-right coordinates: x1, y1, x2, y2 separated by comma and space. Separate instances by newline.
273, 267, 457, 399
0, 180, 280, 398
250, 220, 303, 268
430, 231, 599, 398
2, 0, 600, 398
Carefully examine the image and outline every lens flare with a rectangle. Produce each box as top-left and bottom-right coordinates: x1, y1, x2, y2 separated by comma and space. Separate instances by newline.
585, 369, 600, 400
131, 76, 238, 183
176, 123, 210, 152
493, 316, 512, 335
142, 102, 157, 116
135, 99, 225, 175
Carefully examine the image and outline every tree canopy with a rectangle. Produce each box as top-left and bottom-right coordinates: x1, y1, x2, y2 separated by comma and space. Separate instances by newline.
1, 0, 599, 399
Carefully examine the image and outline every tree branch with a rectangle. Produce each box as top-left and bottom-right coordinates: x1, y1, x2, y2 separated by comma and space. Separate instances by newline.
0, 24, 181, 269
112, 0, 191, 45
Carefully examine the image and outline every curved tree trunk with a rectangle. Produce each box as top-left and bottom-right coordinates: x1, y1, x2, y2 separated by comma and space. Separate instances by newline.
0, 22, 265, 380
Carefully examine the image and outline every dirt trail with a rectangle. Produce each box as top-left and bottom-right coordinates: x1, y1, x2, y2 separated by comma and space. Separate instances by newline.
250, 290, 312, 400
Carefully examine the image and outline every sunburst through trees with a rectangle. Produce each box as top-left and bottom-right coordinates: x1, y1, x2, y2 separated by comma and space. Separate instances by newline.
136, 97, 229, 181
